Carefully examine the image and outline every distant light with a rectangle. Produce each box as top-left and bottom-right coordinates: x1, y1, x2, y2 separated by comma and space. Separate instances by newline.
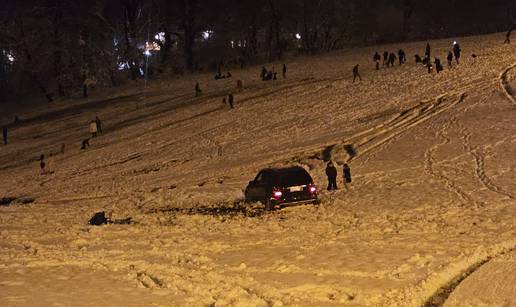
144, 50, 151, 56
2, 50, 15, 63
230, 40, 235, 48
154, 32, 165, 42
118, 62, 130, 70
202, 30, 213, 40
295, 33, 301, 40
453, 41, 457, 45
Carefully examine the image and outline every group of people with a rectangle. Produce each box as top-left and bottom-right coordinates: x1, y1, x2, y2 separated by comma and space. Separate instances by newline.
373, 49, 407, 70
415, 41, 462, 73
325, 161, 352, 191
261, 64, 287, 81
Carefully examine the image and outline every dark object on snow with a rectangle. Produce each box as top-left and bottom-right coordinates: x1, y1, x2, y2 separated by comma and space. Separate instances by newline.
60, 143, 66, 154
95, 116, 102, 134
388, 53, 397, 67
282, 64, 287, 78
89, 211, 108, 225
453, 42, 461, 64
14, 116, 19, 124
374, 52, 381, 70
434, 58, 443, 73
244, 166, 319, 210
447, 51, 453, 67
504, 28, 512, 44
383, 51, 389, 65
0, 196, 34, 206
398, 49, 406, 65
2, 127, 7, 145
228, 93, 234, 109
39, 154, 46, 171
343, 164, 352, 183
415, 54, 422, 63
226, 71, 232, 78
352, 64, 361, 82
236, 79, 243, 92
81, 138, 90, 150
425, 43, 431, 59
326, 161, 338, 191
422, 56, 430, 66
195, 82, 202, 96
260, 66, 267, 79
471, 54, 477, 58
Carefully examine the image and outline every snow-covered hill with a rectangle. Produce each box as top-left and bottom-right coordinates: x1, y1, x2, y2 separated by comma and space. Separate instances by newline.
1, 32, 515, 306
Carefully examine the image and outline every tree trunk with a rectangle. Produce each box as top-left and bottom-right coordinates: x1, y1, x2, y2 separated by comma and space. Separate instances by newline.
182, 0, 197, 72
52, 5, 65, 97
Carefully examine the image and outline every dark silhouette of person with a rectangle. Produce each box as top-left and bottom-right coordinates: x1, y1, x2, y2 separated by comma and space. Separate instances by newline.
425, 43, 431, 59
504, 27, 512, 44
236, 79, 243, 92
426, 61, 432, 74
434, 58, 443, 73
325, 161, 338, 191
383, 51, 389, 66
374, 52, 381, 70
415, 54, 422, 63
81, 138, 90, 150
226, 71, 232, 78
398, 49, 406, 65
282, 64, 287, 78
2, 127, 7, 145
447, 51, 453, 68
352, 64, 362, 82
453, 42, 461, 64
388, 53, 397, 67
260, 66, 267, 80
95, 116, 102, 134
342, 163, 352, 190
39, 154, 46, 173
228, 93, 234, 109
195, 82, 202, 97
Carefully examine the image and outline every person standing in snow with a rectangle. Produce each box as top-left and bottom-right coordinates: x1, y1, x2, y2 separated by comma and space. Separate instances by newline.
39, 154, 46, 174
388, 53, 397, 67
260, 66, 267, 80
195, 81, 202, 97
236, 79, 243, 92
453, 42, 461, 64
352, 64, 362, 82
425, 43, 431, 59
228, 93, 234, 109
325, 161, 338, 191
2, 126, 7, 145
342, 163, 352, 190
89, 120, 98, 138
282, 64, 287, 78
504, 27, 512, 44
373, 52, 381, 70
95, 116, 102, 134
398, 49, 406, 65
383, 51, 389, 66
447, 51, 454, 68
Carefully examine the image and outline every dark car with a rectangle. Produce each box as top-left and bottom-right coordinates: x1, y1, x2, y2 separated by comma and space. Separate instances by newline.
244, 166, 319, 210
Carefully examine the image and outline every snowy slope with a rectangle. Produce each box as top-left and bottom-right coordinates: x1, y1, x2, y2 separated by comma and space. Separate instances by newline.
1, 32, 515, 306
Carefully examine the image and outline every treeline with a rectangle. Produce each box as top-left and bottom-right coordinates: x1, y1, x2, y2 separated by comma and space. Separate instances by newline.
0, 0, 514, 102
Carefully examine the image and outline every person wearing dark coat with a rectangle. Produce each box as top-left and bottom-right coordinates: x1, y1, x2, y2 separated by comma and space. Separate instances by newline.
453, 42, 461, 64
398, 49, 406, 65
342, 163, 352, 190
425, 43, 431, 59
352, 64, 362, 82
373, 52, 381, 70
383, 51, 389, 66
39, 154, 46, 173
447, 51, 453, 68
388, 53, 397, 67
195, 82, 202, 96
282, 64, 287, 78
504, 27, 512, 44
325, 161, 338, 191
260, 66, 267, 80
2, 127, 7, 145
434, 58, 443, 73
415, 54, 422, 63
228, 93, 234, 109
95, 116, 102, 134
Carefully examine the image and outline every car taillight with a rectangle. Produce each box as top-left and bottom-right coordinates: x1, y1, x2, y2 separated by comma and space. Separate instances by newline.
273, 190, 283, 199
309, 185, 317, 194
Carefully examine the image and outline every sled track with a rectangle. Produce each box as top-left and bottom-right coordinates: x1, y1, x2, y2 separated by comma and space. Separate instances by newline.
500, 62, 516, 106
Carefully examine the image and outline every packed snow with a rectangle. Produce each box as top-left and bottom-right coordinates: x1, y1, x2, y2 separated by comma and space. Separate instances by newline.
1, 32, 515, 306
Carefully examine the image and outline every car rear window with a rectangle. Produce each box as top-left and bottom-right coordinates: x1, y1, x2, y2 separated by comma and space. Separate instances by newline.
276, 168, 312, 187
